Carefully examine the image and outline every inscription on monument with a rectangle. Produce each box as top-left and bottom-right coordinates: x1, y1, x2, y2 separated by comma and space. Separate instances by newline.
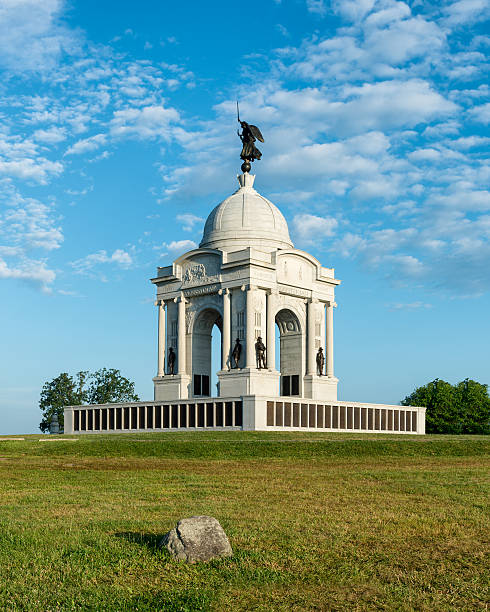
183, 284, 220, 298
277, 283, 311, 298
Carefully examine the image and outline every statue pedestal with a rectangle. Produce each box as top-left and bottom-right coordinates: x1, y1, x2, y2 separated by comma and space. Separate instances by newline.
153, 374, 192, 401
303, 375, 338, 401
218, 368, 280, 397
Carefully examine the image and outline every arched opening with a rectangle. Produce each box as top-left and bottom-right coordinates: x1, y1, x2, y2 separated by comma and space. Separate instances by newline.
191, 308, 222, 398
275, 308, 303, 397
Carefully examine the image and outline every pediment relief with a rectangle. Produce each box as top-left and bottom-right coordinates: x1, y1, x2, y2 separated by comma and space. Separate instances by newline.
179, 253, 221, 287
276, 253, 315, 286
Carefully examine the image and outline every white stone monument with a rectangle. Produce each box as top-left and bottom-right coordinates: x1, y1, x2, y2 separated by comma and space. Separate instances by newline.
152, 172, 339, 403
63, 169, 425, 434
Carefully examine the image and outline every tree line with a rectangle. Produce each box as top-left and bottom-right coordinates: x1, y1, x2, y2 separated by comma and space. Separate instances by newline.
401, 378, 490, 434
39, 368, 139, 432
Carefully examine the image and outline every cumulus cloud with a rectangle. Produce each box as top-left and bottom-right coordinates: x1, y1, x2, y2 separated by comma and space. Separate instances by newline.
71, 249, 134, 275
33, 126, 67, 144
176, 213, 204, 232
0, 183, 63, 291
0, 257, 56, 292
65, 133, 107, 155
443, 0, 490, 27
0, 0, 80, 72
293, 214, 338, 243
468, 102, 490, 123
110, 105, 180, 140
332, 0, 376, 22
306, 0, 327, 16
159, 240, 198, 256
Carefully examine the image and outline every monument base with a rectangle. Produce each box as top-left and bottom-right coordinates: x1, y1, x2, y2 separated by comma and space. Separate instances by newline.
218, 368, 280, 397
303, 375, 338, 401
153, 374, 191, 401
64, 396, 426, 434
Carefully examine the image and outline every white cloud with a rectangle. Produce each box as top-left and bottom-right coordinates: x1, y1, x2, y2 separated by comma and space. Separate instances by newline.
276, 24, 289, 37
0, 158, 63, 183
65, 133, 106, 155
160, 240, 198, 256
0, 257, 56, 292
293, 214, 338, 242
306, 0, 327, 16
468, 102, 490, 123
33, 127, 67, 144
336, 80, 457, 134
0, 0, 80, 72
71, 249, 134, 275
332, 0, 375, 22
450, 135, 490, 149
176, 213, 204, 232
408, 148, 442, 162
444, 0, 490, 27
110, 105, 180, 140
388, 301, 432, 311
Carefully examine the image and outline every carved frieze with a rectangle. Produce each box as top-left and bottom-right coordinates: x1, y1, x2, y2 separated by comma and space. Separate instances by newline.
183, 263, 206, 284
277, 283, 311, 299
181, 256, 220, 288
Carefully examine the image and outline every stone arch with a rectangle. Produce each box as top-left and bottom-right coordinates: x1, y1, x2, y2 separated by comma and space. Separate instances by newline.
275, 308, 303, 397
191, 307, 222, 397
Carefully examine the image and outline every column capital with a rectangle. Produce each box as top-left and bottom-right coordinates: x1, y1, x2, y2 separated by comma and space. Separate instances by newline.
309, 298, 319, 304
218, 288, 230, 296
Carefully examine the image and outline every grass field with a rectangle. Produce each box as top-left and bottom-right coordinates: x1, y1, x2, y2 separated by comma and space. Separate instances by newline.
0, 432, 488, 611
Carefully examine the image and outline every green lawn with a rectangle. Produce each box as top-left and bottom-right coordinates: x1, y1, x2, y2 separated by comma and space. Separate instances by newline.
0, 432, 488, 611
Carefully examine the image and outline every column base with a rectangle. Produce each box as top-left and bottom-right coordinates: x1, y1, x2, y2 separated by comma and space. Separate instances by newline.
153, 374, 191, 401
218, 368, 280, 397
303, 374, 338, 401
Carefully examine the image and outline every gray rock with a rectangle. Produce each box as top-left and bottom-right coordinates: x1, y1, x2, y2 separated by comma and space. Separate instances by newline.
160, 516, 232, 563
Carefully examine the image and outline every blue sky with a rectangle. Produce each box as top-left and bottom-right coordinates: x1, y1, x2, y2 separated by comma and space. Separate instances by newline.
0, 0, 489, 434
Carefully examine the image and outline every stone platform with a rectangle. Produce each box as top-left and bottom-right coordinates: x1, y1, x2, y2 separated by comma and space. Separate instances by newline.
64, 397, 425, 434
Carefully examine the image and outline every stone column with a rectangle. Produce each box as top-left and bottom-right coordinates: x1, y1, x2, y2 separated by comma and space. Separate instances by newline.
221, 288, 230, 370
266, 291, 276, 370
326, 301, 335, 378
307, 299, 317, 375
156, 300, 166, 376
177, 293, 186, 375
246, 285, 255, 368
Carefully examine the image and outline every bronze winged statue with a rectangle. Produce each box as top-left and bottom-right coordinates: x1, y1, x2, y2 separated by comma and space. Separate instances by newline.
237, 102, 264, 173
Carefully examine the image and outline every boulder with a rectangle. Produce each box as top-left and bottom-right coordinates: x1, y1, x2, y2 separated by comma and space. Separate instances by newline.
160, 516, 232, 563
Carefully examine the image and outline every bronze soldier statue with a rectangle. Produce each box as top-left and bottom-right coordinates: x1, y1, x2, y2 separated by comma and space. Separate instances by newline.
255, 336, 267, 370
167, 347, 176, 375
232, 338, 242, 369
237, 102, 264, 173
316, 347, 325, 376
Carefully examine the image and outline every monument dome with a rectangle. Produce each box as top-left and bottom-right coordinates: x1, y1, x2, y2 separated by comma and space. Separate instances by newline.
199, 173, 293, 253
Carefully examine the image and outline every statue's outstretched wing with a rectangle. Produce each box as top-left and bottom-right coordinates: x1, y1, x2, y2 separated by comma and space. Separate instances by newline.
249, 124, 264, 143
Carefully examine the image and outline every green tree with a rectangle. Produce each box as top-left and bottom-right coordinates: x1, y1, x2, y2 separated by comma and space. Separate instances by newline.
454, 379, 490, 434
39, 371, 87, 433
85, 368, 139, 405
401, 378, 459, 434
39, 368, 139, 432
402, 378, 490, 434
